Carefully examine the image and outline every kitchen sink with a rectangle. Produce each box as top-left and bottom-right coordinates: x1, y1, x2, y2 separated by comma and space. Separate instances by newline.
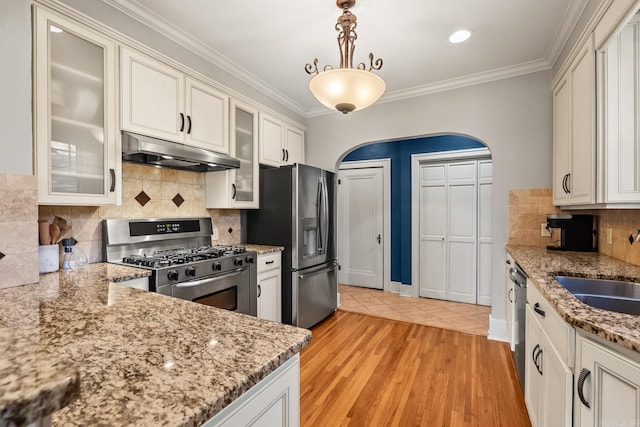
554, 276, 640, 315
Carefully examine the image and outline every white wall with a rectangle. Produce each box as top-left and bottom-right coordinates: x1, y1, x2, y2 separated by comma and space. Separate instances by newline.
0, 0, 33, 175
304, 69, 553, 330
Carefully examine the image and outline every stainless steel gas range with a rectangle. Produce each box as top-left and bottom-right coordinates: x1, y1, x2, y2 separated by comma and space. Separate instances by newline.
103, 217, 257, 316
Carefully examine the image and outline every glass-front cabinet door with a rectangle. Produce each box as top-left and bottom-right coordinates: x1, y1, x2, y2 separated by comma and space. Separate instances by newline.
231, 101, 259, 208
206, 99, 259, 209
33, 6, 120, 205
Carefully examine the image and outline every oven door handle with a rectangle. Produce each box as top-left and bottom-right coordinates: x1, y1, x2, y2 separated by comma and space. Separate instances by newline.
174, 269, 245, 288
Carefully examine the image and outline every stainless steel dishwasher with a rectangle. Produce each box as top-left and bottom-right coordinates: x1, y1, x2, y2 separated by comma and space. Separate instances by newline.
508, 261, 528, 391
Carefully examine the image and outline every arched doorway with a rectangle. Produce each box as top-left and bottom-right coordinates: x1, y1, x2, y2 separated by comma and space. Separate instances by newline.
337, 133, 492, 305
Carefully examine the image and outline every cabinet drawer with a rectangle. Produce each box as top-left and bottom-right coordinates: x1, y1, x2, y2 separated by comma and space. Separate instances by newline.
527, 280, 575, 368
258, 252, 281, 273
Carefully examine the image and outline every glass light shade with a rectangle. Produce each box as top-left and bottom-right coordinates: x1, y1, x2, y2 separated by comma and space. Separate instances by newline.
309, 68, 386, 114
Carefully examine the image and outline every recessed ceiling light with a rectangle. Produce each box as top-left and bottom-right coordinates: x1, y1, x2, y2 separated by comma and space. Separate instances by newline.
449, 30, 471, 44
50, 25, 63, 33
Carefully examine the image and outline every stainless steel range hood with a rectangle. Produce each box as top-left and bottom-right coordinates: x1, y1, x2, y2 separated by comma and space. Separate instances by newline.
121, 132, 240, 172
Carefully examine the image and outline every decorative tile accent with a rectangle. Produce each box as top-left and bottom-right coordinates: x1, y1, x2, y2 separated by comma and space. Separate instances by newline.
172, 193, 184, 207
0, 252, 4, 260
228, 227, 233, 234
134, 191, 151, 207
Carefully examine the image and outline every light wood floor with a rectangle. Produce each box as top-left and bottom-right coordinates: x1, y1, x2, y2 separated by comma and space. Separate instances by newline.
300, 311, 530, 427
339, 284, 491, 336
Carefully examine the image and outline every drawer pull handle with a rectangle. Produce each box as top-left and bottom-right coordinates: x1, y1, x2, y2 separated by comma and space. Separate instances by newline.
180, 113, 185, 132
257, 284, 261, 298
534, 302, 546, 318
577, 368, 591, 408
508, 288, 514, 303
265, 260, 274, 264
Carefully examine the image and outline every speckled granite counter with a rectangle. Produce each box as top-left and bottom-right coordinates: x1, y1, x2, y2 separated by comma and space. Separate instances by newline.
506, 245, 640, 353
239, 244, 284, 255
0, 263, 149, 427
0, 263, 311, 426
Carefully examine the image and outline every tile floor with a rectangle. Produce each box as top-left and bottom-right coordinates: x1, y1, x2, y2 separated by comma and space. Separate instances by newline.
338, 284, 491, 336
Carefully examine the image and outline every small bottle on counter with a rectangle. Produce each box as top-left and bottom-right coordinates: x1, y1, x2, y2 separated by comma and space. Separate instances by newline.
60, 238, 76, 269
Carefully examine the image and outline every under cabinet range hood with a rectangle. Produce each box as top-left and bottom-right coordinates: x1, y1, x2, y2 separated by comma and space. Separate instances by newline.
121, 132, 240, 172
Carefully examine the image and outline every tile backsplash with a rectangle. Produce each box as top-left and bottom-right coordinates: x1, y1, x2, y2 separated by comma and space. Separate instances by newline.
508, 188, 640, 267
0, 174, 39, 289
508, 188, 560, 247
38, 163, 240, 264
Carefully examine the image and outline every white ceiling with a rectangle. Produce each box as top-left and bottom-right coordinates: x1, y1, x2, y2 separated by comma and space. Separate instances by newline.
104, 0, 587, 117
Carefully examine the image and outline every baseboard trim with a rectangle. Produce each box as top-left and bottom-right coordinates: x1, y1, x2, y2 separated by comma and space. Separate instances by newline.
390, 281, 401, 294
488, 316, 509, 343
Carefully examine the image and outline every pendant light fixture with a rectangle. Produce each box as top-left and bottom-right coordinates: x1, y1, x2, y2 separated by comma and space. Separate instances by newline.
305, 0, 385, 114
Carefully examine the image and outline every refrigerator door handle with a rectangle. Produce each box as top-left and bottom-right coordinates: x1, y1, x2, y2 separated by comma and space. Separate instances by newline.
321, 175, 329, 256
317, 177, 325, 254
297, 261, 338, 279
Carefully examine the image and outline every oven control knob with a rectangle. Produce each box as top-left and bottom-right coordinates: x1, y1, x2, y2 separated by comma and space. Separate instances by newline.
245, 255, 255, 264
185, 266, 196, 277
167, 270, 179, 281
234, 257, 243, 266
212, 262, 222, 271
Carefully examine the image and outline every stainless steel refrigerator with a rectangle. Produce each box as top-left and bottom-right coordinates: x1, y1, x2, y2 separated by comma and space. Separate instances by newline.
246, 164, 337, 328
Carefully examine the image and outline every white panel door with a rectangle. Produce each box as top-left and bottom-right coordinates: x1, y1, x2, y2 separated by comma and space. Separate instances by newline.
447, 161, 477, 304
185, 77, 229, 154
477, 160, 493, 306
337, 167, 384, 289
419, 164, 447, 299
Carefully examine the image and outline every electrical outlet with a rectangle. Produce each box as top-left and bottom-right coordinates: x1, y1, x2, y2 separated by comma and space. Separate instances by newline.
211, 226, 219, 241
541, 223, 551, 237
606, 228, 613, 245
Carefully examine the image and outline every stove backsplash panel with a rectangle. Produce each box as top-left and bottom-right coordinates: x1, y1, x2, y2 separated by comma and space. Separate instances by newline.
38, 163, 241, 263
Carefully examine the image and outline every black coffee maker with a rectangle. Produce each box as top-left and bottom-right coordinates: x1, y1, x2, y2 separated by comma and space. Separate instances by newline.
546, 214, 597, 252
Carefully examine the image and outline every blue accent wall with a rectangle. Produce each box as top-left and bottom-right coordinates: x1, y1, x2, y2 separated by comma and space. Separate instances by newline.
343, 135, 485, 286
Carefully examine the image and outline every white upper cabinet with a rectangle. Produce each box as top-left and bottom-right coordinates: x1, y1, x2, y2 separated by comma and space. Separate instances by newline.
121, 47, 229, 154
259, 112, 304, 167
185, 77, 230, 153
553, 34, 596, 206
206, 99, 259, 208
33, 7, 121, 205
603, 13, 640, 203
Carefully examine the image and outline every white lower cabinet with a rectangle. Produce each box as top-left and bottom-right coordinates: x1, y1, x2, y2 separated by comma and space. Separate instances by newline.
204, 354, 300, 427
525, 282, 574, 427
575, 332, 640, 427
257, 252, 282, 322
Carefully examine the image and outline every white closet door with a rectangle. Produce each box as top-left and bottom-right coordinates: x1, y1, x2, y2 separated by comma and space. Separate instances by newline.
447, 161, 477, 304
419, 164, 447, 299
477, 160, 493, 306
337, 167, 384, 289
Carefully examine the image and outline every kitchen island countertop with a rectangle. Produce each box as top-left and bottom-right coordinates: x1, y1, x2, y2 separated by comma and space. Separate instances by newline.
506, 245, 640, 353
0, 262, 311, 426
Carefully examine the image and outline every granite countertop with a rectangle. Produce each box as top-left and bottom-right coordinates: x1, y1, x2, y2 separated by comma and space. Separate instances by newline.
239, 244, 284, 255
506, 245, 640, 353
0, 263, 311, 426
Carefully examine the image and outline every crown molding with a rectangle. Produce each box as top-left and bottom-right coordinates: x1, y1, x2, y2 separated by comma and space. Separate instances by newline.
546, 0, 589, 68
101, 0, 559, 120
102, 0, 307, 118
306, 59, 552, 117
